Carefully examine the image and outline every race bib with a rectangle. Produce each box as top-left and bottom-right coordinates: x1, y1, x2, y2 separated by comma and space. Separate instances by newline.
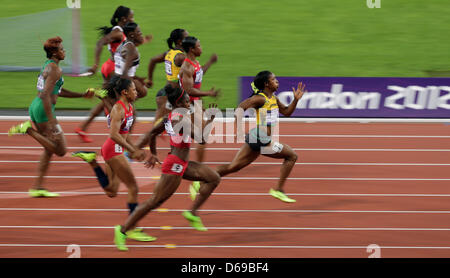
114, 144, 123, 153
272, 142, 284, 153
171, 163, 183, 173
195, 68, 203, 84
124, 116, 134, 131
37, 75, 44, 91
164, 118, 176, 136
165, 60, 172, 75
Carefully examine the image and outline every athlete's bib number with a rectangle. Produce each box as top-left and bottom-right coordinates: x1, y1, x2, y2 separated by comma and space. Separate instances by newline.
37, 75, 44, 91
171, 163, 183, 173
124, 116, 134, 131
114, 144, 123, 153
165, 60, 173, 76
195, 68, 203, 84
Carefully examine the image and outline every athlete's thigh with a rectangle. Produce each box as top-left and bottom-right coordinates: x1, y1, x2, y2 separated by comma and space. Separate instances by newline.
34, 121, 50, 135
104, 160, 120, 185
107, 155, 136, 184
228, 144, 260, 170
35, 120, 66, 146
152, 174, 183, 200
182, 161, 218, 182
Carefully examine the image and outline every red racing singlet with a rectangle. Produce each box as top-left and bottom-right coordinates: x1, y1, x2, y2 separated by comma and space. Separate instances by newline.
180, 58, 203, 102
107, 100, 134, 134
164, 111, 191, 148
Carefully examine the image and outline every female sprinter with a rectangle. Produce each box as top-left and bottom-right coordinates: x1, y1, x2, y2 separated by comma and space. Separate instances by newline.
178, 36, 220, 196
76, 7, 151, 142
113, 86, 221, 251
71, 78, 155, 242
8, 36, 95, 197
215, 71, 306, 203
134, 28, 189, 150
75, 5, 134, 143
113, 22, 147, 99
147, 28, 189, 123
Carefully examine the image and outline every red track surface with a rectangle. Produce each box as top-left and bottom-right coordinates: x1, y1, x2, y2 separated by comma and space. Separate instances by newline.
0, 120, 449, 258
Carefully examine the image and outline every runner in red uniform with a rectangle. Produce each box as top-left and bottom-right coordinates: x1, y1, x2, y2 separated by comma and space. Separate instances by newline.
178, 36, 220, 195
113, 85, 221, 251
72, 78, 155, 242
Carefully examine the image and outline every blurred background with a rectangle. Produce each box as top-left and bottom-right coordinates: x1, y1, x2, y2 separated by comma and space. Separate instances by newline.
1, 0, 449, 111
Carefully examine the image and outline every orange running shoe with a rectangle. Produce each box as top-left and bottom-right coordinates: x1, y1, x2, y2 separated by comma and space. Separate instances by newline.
74, 127, 93, 143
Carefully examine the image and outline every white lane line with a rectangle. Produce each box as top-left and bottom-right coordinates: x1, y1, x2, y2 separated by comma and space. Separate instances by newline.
1, 225, 450, 231
1, 146, 450, 152
1, 243, 450, 250
2, 192, 450, 197
1, 115, 450, 122
1, 161, 449, 166
3, 132, 450, 138
1, 176, 449, 181
2, 208, 450, 214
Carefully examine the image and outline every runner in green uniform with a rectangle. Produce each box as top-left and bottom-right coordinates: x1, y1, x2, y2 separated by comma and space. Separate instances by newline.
8, 36, 98, 197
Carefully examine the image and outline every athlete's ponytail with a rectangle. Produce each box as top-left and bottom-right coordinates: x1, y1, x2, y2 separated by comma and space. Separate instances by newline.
167, 28, 186, 50
97, 6, 131, 36
251, 71, 272, 97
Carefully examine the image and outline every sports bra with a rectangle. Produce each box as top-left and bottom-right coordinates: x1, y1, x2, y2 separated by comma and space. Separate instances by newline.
106, 100, 134, 134
179, 58, 203, 102
114, 40, 140, 77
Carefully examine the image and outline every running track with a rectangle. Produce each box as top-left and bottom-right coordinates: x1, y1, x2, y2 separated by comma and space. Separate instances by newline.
0, 119, 449, 258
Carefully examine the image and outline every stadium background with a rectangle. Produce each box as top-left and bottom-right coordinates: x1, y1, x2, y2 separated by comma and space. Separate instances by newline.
1, 0, 449, 111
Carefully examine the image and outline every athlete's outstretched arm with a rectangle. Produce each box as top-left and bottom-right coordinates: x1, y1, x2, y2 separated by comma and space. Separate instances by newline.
201, 53, 218, 75
277, 82, 306, 116
144, 117, 166, 168
234, 95, 266, 137
146, 51, 166, 88
88, 28, 124, 73
237, 95, 266, 111
59, 88, 94, 98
